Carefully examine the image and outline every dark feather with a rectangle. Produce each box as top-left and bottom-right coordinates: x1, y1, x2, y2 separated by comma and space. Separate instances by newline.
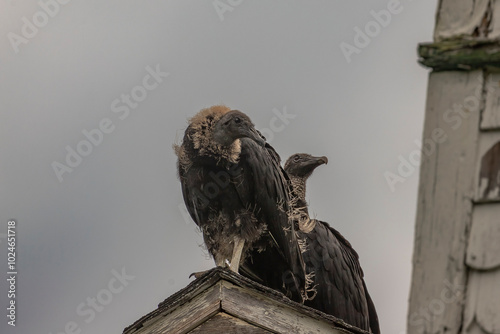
284, 153, 380, 333
175, 106, 306, 302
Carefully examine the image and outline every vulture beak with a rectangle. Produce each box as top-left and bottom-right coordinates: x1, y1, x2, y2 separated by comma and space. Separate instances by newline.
317, 156, 328, 165
303, 155, 328, 175
306, 156, 328, 167
244, 127, 266, 147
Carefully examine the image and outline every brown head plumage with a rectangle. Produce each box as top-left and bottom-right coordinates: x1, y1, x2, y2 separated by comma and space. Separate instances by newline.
173, 105, 243, 174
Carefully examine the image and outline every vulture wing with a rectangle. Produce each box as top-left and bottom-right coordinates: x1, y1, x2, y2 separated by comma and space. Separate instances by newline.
237, 138, 306, 301
301, 220, 380, 333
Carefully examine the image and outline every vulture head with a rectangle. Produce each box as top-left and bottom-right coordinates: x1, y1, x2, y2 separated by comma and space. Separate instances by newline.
212, 110, 265, 147
175, 106, 267, 173
284, 153, 328, 179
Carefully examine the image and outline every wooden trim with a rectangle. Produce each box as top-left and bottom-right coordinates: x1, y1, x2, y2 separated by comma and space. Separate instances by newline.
123, 268, 365, 334
130, 285, 221, 334
418, 39, 500, 71
220, 280, 355, 334
188, 312, 272, 333
407, 71, 482, 334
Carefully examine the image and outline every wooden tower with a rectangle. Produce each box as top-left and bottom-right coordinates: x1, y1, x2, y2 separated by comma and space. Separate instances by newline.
409, 1, 500, 334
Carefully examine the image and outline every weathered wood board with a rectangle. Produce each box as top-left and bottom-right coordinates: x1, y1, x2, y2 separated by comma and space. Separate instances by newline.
124, 268, 357, 334
132, 285, 221, 334
475, 132, 500, 202
434, 0, 490, 40
491, 1, 500, 38
188, 312, 271, 334
418, 40, 500, 71
482, 73, 500, 130
407, 70, 482, 334
464, 204, 500, 334
463, 269, 500, 334
220, 280, 354, 334
433, 0, 500, 41
466, 204, 500, 270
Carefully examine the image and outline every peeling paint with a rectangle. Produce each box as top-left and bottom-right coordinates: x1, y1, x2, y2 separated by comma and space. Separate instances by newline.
472, 0, 492, 37
479, 141, 500, 199
435, 0, 492, 41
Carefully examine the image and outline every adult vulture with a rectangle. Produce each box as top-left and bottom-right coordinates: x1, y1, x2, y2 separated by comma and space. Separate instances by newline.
174, 105, 306, 302
284, 153, 380, 334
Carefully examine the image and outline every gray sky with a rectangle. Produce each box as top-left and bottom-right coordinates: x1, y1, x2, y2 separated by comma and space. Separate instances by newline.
0, 1, 437, 333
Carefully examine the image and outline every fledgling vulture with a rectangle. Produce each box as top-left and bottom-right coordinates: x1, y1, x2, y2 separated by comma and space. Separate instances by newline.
174, 105, 307, 302
284, 153, 380, 334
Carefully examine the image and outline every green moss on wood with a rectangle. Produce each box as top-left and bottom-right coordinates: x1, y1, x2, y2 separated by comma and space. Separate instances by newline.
418, 39, 500, 71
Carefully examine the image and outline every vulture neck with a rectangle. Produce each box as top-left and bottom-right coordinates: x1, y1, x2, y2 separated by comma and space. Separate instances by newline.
290, 175, 307, 204
289, 175, 316, 233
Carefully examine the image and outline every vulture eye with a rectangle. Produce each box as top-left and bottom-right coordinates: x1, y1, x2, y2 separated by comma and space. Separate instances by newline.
234, 117, 241, 124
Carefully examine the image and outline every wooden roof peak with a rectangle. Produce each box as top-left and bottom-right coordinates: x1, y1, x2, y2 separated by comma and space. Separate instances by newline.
123, 267, 367, 334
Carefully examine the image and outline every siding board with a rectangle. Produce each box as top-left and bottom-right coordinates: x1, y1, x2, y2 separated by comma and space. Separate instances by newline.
481, 73, 500, 130
475, 133, 500, 202
435, 0, 490, 40
408, 70, 482, 334
188, 313, 271, 334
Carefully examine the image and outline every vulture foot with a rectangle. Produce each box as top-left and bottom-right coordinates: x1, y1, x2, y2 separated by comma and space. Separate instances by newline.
189, 270, 210, 279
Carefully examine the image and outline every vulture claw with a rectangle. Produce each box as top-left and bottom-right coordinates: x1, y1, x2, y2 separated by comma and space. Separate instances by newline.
189, 270, 209, 279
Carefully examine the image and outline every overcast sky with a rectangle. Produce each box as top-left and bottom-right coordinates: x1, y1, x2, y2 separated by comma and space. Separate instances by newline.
1, 1, 437, 333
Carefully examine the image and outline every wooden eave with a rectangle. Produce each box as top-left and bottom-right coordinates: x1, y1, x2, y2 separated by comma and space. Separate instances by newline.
418, 38, 500, 71
123, 267, 366, 334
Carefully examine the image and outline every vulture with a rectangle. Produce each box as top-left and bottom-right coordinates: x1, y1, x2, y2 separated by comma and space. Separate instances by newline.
174, 105, 307, 302
284, 153, 380, 334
